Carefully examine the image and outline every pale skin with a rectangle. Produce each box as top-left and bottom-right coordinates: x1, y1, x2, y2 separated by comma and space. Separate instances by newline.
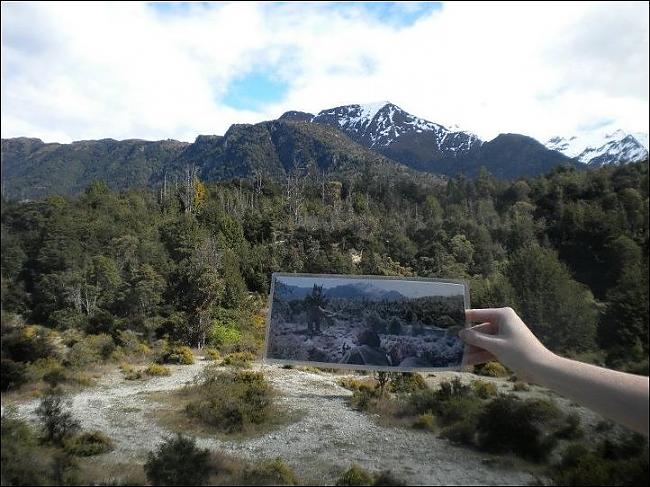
459, 307, 649, 437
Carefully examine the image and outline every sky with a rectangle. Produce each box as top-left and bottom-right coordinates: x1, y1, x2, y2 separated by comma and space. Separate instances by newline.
1, 1, 648, 144
276, 276, 466, 298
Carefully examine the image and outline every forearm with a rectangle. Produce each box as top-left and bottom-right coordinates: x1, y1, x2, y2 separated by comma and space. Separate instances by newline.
529, 353, 649, 436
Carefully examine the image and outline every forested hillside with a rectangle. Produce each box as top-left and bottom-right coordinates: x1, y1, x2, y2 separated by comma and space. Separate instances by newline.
2, 160, 648, 387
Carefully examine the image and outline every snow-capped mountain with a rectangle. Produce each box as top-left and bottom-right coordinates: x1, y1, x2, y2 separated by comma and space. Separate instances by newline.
281, 101, 575, 178
309, 101, 481, 155
546, 130, 649, 167
281, 102, 485, 174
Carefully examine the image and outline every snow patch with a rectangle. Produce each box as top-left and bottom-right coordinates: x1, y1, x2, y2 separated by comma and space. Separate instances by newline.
547, 130, 649, 165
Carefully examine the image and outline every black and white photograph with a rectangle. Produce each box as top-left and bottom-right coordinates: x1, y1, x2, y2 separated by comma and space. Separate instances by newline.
265, 274, 468, 371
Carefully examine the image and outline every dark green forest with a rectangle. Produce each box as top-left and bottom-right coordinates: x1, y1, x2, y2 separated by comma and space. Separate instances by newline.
2, 160, 648, 390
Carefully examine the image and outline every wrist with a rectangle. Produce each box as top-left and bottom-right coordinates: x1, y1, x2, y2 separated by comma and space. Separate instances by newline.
524, 346, 559, 386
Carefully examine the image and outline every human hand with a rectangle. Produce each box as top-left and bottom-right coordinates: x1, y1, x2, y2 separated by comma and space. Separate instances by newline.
459, 307, 554, 380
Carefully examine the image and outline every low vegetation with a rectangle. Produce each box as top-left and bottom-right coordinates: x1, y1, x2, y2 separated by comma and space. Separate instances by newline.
341, 372, 649, 484
157, 344, 195, 365
146, 363, 172, 376
145, 434, 212, 486
335, 464, 405, 486
185, 367, 273, 433
148, 365, 290, 440
473, 361, 508, 377
2, 395, 116, 485
144, 434, 299, 486
64, 430, 114, 456
552, 434, 649, 485
222, 351, 256, 368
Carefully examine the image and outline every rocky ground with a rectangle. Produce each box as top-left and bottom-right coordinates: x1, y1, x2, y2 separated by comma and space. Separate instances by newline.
2, 357, 610, 485
268, 318, 463, 368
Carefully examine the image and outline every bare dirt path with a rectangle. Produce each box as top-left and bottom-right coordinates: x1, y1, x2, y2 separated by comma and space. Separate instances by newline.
5, 360, 538, 485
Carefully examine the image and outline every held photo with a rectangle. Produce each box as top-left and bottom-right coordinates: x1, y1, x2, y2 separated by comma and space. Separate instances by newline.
265, 274, 469, 371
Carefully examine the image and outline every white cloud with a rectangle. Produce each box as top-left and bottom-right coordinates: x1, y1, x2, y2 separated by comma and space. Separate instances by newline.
1, 1, 648, 144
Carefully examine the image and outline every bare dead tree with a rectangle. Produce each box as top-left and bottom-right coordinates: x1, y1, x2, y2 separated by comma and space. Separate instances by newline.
178, 165, 198, 213
285, 169, 307, 225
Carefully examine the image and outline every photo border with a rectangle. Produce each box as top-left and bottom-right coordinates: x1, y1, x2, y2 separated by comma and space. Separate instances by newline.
263, 273, 471, 373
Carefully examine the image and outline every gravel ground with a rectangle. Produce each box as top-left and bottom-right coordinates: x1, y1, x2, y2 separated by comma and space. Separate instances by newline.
4, 359, 542, 485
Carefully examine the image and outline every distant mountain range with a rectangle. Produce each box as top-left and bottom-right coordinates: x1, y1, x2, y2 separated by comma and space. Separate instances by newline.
2, 101, 647, 199
546, 130, 648, 166
275, 281, 404, 301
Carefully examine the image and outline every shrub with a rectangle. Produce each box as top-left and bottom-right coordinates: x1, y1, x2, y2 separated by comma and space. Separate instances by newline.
476, 395, 561, 462
388, 318, 402, 335
66, 340, 100, 368
204, 348, 221, 361
408, 377, 475, 423
116, 330, 151, 358
336, 464, 374, 486
241, 457, 298, 485
222, 351, 255, 368
145, 434, 211, 486
552, 439, 649, 486
185, 368, 273, 433
474, 361, 508, 377
69, 371, 94, 386
27, 357, 65, 382
1, 358, 28, 391
146, 363, 171, 377
86, 333, 116, 360
64, 431, 114, 456
373, 471, 406, 486
158, 344, 195, 365
555, 412, 584, 440
389, 373, 427, 394
472, 380, 498, 399
512, 381, 530, 392
1, 415, 53, 485
365, 311, 387, 334
440, 416, 477, 446
210, 323, 243, 348
413, 413, 436, 432
335, 465, 405, 486
339, 377, 377, 392
350, 386, 380, 412
2, 325, 57, 363
435, 395, 483, 427
43, 365, 67, 387
35, 389, 81, 446
120, 363, 144, 380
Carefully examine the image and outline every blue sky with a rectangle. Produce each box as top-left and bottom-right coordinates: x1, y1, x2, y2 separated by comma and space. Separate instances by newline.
194, 2, 443, 112
223, 70, 290, 111
1, 2, 648, 143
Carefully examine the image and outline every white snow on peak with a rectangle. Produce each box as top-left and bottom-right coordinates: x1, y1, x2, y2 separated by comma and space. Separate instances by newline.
633, 132, 649, 150
547, 130, 649, 165
357, 101, 391, 123
313, 102, 482, 155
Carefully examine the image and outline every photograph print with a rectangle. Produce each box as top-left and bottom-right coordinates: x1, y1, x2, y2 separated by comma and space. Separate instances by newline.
265, 274, 469, 371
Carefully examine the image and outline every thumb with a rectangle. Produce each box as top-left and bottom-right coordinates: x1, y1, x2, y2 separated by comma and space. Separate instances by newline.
459, 326, 501, 354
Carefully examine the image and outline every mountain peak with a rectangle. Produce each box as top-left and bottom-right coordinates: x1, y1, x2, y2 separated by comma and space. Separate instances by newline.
546, 130, 649, 166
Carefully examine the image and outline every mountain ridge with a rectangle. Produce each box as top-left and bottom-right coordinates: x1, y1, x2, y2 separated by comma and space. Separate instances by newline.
3, 101, 647, 200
